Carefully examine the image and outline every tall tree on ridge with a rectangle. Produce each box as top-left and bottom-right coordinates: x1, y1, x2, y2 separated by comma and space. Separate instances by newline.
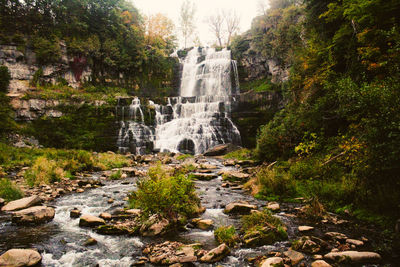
179, 0, 196, 48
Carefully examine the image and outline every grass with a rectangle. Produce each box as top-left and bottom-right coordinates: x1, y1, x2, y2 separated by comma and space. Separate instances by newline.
214, 225, 239, 247
223, 148, 254, 160
0, 178, 24, 201
0, 143, 131, 186
176, 154, 194, 161
239, 78, 278, 93
22, 84, 129, 104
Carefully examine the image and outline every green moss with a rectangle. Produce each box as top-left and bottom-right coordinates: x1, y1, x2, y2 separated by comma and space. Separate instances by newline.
224, 148, 254, 160
109, 170, 122, 180
176, 154, 194, 161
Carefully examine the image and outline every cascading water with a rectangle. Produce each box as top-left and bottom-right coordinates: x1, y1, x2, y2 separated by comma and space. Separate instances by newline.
116, 47, 241, 155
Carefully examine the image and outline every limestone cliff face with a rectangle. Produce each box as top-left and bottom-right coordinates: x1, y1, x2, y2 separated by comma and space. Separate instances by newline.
0, 43, 91, 95
234, 36, 289, 84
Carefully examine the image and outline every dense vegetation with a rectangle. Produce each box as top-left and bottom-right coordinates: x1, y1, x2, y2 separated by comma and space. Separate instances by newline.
0, 0, 177, 93
233, 0, 400, 222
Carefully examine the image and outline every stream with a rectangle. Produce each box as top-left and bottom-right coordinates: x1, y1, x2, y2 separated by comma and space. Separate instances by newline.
0, 157, 393, 266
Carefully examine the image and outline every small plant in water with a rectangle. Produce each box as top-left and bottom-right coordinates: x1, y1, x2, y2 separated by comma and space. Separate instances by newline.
214, 225, 239, 247
109, 170, 122, 180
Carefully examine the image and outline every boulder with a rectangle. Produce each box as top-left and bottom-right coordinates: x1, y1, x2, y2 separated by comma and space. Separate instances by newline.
140, 215, 170, 237
192, 218, 214, 230
346, 239, 364, 247
200, 243, 230, 263
96, 225, 129, 235
99, 212, 112, 220
0, 198, 4, 207
70, 208, 81, 218
261, 257, 284, 267
224, 201, 257, 214
284, 249, 305, 265
191, 173, 218, 181
324, 232, 347, 241
324, 251, 381, 263
1, 195, 41, 212
12, 206, 55, 225
83, 237, 98, 246
0, 249, 42, 267
311, 260, 332, 267
203, 144, 241, 156
125, 209, 142, 216
79, 214, 105, 227
221, 170, 250, 183
243, 226, 284, 247
144, 241, 198, 265
266, 202, 280, 211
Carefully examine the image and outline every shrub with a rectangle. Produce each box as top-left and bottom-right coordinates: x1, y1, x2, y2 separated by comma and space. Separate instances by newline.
0, 65, 11, 92
256, 165, 296, 198
214, 225, 239, 247
24, 156, 65, 186
241, 209, 288, 245
128, 164, 200, 220
109, 170, 122, 180
32, 36, 61, 65
0, 178, 24, 201
176, 154, 194, 161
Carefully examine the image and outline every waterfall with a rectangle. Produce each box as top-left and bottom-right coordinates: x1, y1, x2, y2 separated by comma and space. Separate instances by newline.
116, 47, 241, 155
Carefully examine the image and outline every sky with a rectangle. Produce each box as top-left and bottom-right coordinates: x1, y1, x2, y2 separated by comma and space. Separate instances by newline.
131, 0, 263, 48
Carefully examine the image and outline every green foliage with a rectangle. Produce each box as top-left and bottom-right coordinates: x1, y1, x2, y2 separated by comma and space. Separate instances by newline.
224, 148, 254, 160
214, 225, 239, 247
128, 164, 200, 219
0, 143, 130, 179
255, 164, 296, 198
32, 36, 61, 65
109, 170, 122, 180
176, 154, 194, 161
25, 156, 65, 186
241, 209, 288, 245
0, 65, 11, 92
0, 178, 24, 202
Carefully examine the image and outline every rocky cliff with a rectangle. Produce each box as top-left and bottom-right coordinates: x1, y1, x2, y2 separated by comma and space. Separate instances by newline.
0, 43, 91, 95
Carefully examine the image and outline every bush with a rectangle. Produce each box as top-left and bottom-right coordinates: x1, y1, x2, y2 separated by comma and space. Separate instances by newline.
32, 36, 61, 65
241, 209, 288, 245
256, 165, 296, 198
214, 225, 239, 247
0, 65, 11, 92
0, 178, 24, 201
128, 164, 200, 220
109, 170, 122, 180
24, 156, 65, 186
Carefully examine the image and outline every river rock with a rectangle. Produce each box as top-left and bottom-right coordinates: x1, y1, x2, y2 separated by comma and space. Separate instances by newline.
144, 241, 198, 265
292, 236, 329, 254
298, 225, 314, 232
346, 239, 364, 246
221, 170, 250, 183
140, 215, 170, 237
311, 260, 332, 267
83, 237, 97, 246
1, 195, 41, 212
200, 243, 230, 263
0, 249, 42, 266
70, 208, 81, 218
261, 257, 284, 267
12, 206, 55, 225
191, 173, 218, 181
324, 232, 347, 241
125, 209, 142, 216
224, 201, 257, 214
324, 251, 381, 263
203, 143, 240, 156
192, 218, 213, 230
96, 224, 129, 235
284, 249, 305, 265
266, 202, 280, 211
99, 212, 112, 220
0, 198, 4, 207
223, 159, 236, 166
79, 214, 105, 227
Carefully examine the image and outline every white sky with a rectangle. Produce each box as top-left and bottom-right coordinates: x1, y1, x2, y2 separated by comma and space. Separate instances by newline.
131, 0, 262, 48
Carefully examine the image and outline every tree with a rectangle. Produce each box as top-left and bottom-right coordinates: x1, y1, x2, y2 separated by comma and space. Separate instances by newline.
257, 0, 269, 16
207, 10, 225, 47
144, 13, 176, 49
179, 0, 196, 48
224, 10, 240, 47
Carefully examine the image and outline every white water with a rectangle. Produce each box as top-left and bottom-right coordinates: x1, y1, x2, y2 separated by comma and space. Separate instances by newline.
117, 47, 241, 155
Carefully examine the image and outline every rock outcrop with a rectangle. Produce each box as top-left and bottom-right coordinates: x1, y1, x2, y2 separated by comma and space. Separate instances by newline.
79, 214, 106, 227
